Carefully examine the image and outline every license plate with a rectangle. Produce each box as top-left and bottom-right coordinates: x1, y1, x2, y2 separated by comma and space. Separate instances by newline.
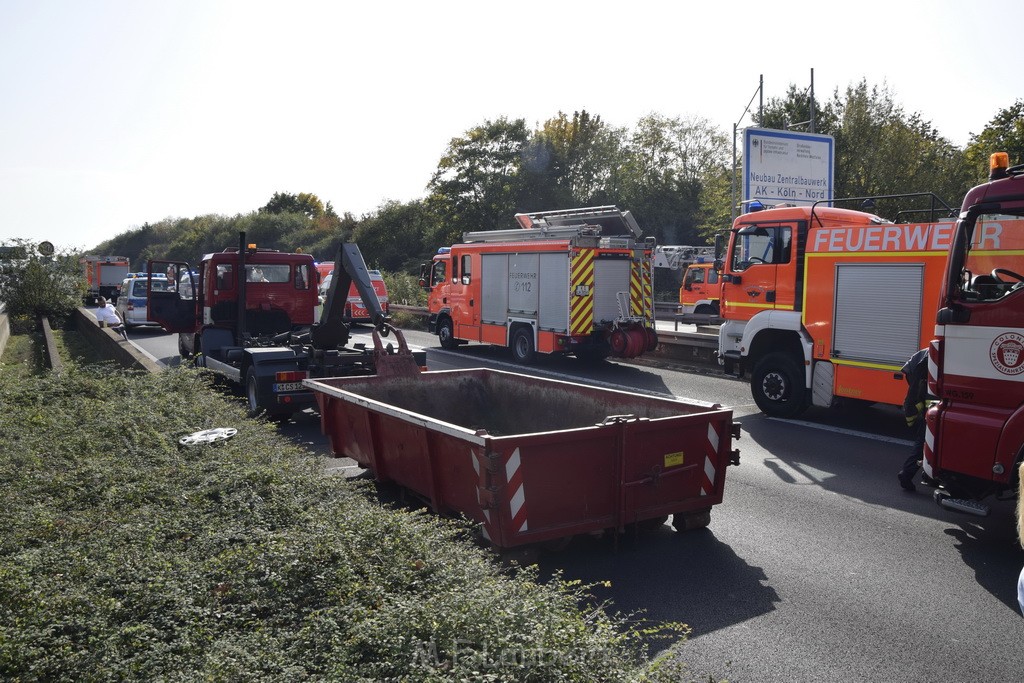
273, 382, 304, 392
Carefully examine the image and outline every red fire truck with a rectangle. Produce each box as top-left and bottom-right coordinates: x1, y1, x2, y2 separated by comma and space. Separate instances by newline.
716, 195, 957, 417
80, 255, 130, 305
925, 152, 1024, 515
422, 206, 657, 363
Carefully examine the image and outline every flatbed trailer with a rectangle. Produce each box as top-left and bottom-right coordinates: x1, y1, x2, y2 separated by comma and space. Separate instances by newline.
307, 368, 739, 549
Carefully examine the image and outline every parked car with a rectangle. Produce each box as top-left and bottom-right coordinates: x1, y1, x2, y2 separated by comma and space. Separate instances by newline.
115, 274, 171, 328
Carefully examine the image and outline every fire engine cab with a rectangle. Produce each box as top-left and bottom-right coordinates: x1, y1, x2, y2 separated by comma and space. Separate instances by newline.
716, 196, 958, 417
422, 206, 657, 363
679, 260, 720, 316
926, 152, 1024, 515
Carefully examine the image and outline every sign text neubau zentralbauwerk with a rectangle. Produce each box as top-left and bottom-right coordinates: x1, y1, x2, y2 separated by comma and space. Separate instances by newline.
742, 127, 834, 208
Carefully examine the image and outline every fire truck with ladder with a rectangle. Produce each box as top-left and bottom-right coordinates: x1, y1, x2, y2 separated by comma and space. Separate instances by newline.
715, 194, 959, 417
925, 152, 1024, 516
422, 206, 658, 363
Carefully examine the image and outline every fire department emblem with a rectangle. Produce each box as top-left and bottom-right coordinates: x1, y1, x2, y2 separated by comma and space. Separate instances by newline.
989, 332, 1024, 375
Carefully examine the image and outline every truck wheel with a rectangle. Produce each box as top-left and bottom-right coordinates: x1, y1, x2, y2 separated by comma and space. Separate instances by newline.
245, 369, 264, 417
510, 327, 536, 364
694, 304, 713, 315
672, 508, 711, 531
178, 334, 191, 359
751, 352, 808, 418
437, 317, 459, 350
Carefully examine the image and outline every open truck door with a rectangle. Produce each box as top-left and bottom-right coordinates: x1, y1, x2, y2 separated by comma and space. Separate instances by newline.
146, 260, 198, 333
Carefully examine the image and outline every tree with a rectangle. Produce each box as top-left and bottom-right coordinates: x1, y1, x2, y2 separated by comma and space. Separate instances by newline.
828, 80, 971, 216
0, 240, 84, 325
617, 114, 731, 246
965, 100, 1024, 180
756, 80, 971, 219
523, 111, 626, 209
756, 83, 839, 136
426, 117, 530, 247
351, 200, 434, 273
260, 192, 326, 219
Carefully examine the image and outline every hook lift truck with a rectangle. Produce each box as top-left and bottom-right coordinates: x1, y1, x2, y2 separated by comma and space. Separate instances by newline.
147, 233, 425, 418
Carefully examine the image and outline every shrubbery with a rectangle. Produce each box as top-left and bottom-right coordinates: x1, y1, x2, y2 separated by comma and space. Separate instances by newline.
0, 240, 84, 327
0, 362, 686, 681
382, 270, 428, 307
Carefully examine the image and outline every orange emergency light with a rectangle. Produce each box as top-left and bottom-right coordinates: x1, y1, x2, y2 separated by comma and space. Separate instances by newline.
990, 152, 1010, 180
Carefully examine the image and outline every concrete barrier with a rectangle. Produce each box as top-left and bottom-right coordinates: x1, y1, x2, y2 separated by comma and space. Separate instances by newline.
0, 306, 8, 358
74, 307, 163, 373
41, 317, 64, 375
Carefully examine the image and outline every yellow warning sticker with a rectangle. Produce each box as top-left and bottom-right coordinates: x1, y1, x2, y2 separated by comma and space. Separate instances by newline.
664, 451, 685, 468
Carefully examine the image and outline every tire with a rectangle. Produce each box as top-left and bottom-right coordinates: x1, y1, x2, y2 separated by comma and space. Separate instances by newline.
177, 334, 191, 359
672, 508, 711, 532
694, 304, 713, 315
246, 367, 292, 421
510, 327, 536, 364
751, 351, 808, 418
437, 317, 459, 350
245, 368, 263, 417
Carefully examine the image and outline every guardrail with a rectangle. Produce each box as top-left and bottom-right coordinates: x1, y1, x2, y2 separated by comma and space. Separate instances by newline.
392, 302, 721, 368
69, 302, 721, 374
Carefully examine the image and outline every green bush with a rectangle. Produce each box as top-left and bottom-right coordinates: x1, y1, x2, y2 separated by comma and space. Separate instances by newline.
0, 363, 686, 681
383, 270, 428, 307
0, 240, 84, 327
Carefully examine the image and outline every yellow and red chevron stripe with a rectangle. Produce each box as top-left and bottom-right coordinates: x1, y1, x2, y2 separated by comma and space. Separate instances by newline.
570, 249, 595, 336
630, 257, 653, 318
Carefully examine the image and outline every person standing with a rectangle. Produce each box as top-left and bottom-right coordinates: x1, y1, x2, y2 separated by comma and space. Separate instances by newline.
898, 348, 936, 491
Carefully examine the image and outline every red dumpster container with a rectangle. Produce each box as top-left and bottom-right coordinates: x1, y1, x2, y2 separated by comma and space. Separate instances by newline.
307, 368, 738, 549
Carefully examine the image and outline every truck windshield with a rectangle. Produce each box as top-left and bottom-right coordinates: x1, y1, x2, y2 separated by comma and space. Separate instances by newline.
431, 260, 447, 285
957, 212, 1024, 302
730, 225, 791, 271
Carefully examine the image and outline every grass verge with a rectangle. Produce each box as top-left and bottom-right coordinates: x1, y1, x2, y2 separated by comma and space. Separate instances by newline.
0, 345, 690, 681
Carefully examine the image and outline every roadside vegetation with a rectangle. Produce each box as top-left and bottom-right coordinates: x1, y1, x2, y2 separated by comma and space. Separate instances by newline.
0, 337, 701, 681
84, 90, 1024, 302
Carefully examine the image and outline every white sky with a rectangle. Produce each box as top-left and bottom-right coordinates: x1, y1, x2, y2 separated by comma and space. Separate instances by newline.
1, 0, 1021, 251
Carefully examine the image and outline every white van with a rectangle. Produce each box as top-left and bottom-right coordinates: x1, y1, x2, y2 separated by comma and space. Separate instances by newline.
115, 274, 171, 328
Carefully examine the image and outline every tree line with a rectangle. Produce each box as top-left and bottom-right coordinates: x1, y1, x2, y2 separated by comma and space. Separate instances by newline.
90, 80, 1023, 292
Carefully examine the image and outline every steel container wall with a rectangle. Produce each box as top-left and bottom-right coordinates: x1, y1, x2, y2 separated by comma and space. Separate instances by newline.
307, 368, 735, 548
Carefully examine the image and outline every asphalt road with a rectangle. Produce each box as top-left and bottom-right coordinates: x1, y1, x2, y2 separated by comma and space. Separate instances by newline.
123, 323, 1024, 682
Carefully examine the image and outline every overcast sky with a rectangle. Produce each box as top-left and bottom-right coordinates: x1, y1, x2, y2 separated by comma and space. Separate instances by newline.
1, 0, 1021, 251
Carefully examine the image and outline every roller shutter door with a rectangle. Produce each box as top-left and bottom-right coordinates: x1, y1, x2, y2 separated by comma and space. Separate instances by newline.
832, 263, 923, 365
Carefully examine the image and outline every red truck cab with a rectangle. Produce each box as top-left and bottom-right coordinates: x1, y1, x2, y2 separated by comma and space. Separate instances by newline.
150, 243, 318, 357
926, 153, 1024, 514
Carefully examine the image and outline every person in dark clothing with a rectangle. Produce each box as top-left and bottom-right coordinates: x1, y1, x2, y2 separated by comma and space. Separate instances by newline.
898, 348, 938, 491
